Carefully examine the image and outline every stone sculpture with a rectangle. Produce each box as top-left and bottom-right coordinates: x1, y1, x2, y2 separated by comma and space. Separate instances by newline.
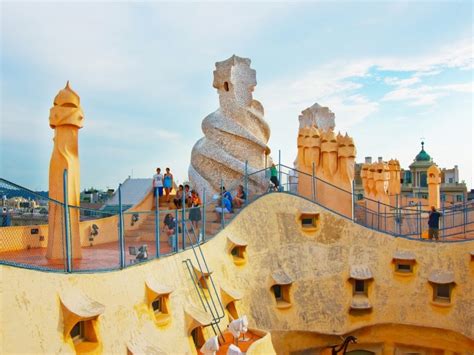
298, 103, 335, 132
388, 159, 401, 206
189, 55, 271, 195
296, 103, 356, 217
47, 82, 83, 259
361, 159, 401, 209
428, 164, 441, 209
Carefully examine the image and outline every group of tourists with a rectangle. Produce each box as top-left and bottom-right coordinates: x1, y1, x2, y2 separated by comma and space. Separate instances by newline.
152, 167, 174, 203
151, 166, 253, 243
152, 165, 444, 242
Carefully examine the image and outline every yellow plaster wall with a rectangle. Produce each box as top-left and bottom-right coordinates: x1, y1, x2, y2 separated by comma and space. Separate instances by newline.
1, 193, 472, 354
0, 224, 48, 252
0, 190, 158, 252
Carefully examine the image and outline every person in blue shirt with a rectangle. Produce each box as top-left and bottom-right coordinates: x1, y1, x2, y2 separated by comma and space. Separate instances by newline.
220, 187, 233, 207
215, 196, 232, 221
1, 208, 11, 227
428, 206, 442, 241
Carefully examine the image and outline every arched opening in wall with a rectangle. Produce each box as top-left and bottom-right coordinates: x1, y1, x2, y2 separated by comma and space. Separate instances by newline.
428, 271, 455, 305
393, 251, 416, 275
70, 321, 85, 344
432, 283, 454, 303
271, 284, 292, 309
231, 245, 247, 265
199, 275, 211, 290
299, 213, 320, 231
193, 265, 213, 291
227, 235, 248, 266
69, 319, 100, 352
191, 326, 205, 349
353, 279, 368, 296
145, 280, 174, 327
270, 270, 293, 309
349, 265, 373, 311
60, 290, 104, 354
224, 82, 229, 92
150, 294, 171, 325
226, 301, 239, 321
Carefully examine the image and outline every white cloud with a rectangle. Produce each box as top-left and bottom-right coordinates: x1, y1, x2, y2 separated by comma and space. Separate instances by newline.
384, 76, 421, 87
375, 37, 473, 72
382, 82, 474, 106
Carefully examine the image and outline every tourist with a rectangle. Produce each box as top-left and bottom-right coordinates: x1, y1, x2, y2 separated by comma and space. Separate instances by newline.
233, 185, 246, 208
1, 207, 11, 227
162, 213, 176, 235
428, 206, 442, 241
189, 190, 202, 238
220, 186, 233, 208
215, 195, 232, 221
173, 184, 184, 209
163, 168, 173, 203
184, 184, 192, 207
152, 168, 164, 204
270, 163, 279, 191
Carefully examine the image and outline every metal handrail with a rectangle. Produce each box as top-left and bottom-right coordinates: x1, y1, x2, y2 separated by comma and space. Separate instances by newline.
183, 222, 226, 322
182, 258, 224, 343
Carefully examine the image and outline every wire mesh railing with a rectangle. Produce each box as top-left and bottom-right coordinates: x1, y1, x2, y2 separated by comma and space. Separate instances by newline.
1, 159, 472, 273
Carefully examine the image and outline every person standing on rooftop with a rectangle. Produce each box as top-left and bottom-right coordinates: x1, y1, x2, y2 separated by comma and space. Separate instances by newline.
153, 168, 164, 206
164, 168, 173, 203
428, 206, 442, 241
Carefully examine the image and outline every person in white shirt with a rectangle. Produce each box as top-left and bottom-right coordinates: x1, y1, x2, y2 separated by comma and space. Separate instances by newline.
152, 168, 164, 204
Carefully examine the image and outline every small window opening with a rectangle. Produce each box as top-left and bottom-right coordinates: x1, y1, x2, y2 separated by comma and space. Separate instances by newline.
302, 218, 315, 227
224, 82, 229, 92
70, 321, 84, 344
191, 327, 205, 349
300, 213, 320, 231
354, 280, 366, 295
272, 285, 282, 300
396, 262, 413, 273
231, 247, 240, 257
199, 275, 211, 290
271, 284, 292, 308
434, 284, 452, 302
230, 245, 247, 265
152, 297, 162, 314
226, 301, 239, 321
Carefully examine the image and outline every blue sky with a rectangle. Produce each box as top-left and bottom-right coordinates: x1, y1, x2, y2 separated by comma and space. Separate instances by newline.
1, 1, 472, 191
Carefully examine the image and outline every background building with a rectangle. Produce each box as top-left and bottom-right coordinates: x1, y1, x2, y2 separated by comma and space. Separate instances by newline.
354, 142, 467, 205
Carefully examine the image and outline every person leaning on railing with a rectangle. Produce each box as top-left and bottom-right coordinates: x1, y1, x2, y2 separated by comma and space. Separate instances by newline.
1, 207, 11, 227
428, 206, 442, 241
270, 163, 280, 191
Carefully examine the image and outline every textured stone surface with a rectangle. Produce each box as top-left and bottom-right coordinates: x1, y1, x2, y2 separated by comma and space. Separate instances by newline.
298, 103, 335, 132
189, 55, 271, 195
296, 103, 356, 217
1, 193, 473, 353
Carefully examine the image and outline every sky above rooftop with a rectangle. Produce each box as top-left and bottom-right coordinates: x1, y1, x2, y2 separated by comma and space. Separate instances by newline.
1, 1, 472, 191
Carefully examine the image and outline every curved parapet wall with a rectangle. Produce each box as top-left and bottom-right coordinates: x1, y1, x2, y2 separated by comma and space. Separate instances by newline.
189, 55, 271, 195
1, 193, 473, 353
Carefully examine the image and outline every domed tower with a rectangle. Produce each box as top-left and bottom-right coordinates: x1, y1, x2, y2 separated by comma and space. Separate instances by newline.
47, 82, 84, 260
189, 55, 271, 195
408, 141, 433, 198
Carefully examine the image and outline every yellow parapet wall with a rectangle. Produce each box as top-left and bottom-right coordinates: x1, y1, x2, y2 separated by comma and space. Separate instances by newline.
0, 187, 156, 253
1, 193, 473, 354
